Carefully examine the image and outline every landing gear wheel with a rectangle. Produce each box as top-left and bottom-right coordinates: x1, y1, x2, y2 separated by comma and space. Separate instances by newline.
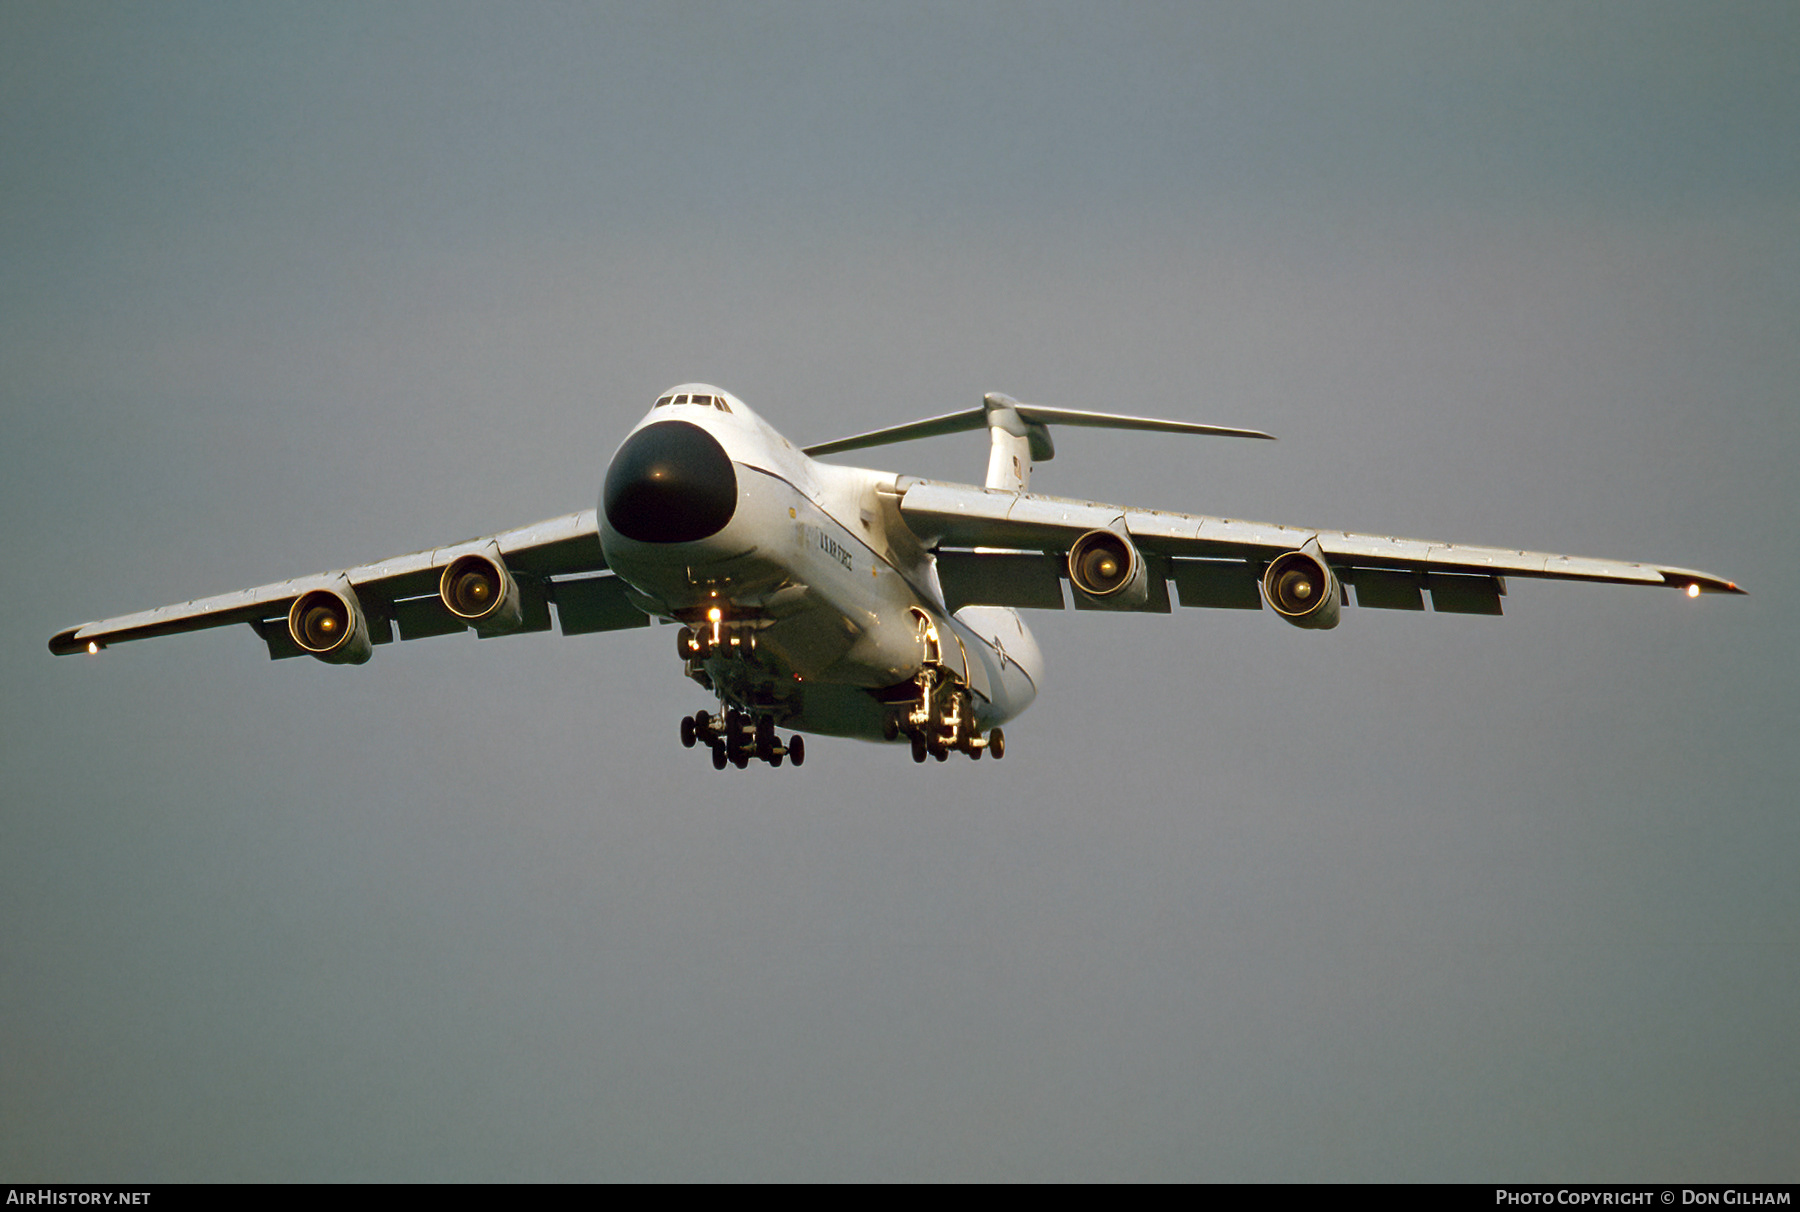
788, 735, 805, 767
677, 626, 694, 660
732, 751, 749, 770
755, 715, 776, 761
989, 728, 1005, 760
680, 716, 696, 748
723, 708, 745, 765
970, 737, 982, 760
882, 714, 900, 741
710, 743, 727, 770
911, 733, 927, 763
933, 745, 949, 762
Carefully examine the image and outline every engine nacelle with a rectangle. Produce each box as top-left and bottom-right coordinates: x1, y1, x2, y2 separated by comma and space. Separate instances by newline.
440, 549, 523, 634
1067, 528, 1149, 610
288, 585, 373, 664
1262, 547, 1342, 630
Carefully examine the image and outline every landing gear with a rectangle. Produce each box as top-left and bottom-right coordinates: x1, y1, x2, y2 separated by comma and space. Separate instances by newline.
674, 602, 803, 770
891, 664, 1007, 764
678, 609, 757, 666
682, 704, 806, 771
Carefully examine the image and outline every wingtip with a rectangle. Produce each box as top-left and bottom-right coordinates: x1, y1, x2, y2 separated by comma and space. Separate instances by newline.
49, 627, 88, 656
1663, 573, 1746, 597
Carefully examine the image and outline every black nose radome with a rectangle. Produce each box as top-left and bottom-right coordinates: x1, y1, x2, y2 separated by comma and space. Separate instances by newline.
603, 421, 738, 543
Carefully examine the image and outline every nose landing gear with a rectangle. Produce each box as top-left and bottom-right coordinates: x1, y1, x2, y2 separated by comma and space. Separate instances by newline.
680, 706, 805, 770
677, 608, 758, 668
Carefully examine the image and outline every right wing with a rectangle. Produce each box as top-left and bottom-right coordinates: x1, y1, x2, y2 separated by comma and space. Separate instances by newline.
49, 508, 651, 661
898, 480, 1743, 615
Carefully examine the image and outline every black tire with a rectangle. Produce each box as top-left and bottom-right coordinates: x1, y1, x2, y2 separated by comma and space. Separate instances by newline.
933, 746, 948, 762
711, 743, 727, 770
677, 626, 694, 660
732, 751, 749, 769
680, 717, 696, 748
990, 728, 1005, 760
911, 733, 927, 763
970, 738, 982, 760
882, 714, 900, 741
788, 735, 805, 767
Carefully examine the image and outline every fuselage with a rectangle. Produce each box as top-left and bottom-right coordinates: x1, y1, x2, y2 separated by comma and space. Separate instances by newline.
596, 384, 1041, 741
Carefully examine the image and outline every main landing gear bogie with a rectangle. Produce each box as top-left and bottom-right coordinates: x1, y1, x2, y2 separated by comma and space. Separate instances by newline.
891, 667, 1006, 764
681, 707, 805, 771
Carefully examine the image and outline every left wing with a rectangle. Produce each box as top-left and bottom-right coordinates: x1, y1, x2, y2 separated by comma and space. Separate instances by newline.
49, 508, 650, 661
899, 480, 1743, 616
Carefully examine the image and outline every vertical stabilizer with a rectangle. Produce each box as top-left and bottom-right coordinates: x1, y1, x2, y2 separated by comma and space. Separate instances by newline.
981, 393, 1055, 492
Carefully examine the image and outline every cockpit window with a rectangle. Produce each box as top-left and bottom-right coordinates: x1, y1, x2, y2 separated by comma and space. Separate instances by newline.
655, 390, 732, 413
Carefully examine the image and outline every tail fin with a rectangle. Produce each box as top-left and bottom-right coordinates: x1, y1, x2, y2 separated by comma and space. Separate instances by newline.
802, 394, 1274, 492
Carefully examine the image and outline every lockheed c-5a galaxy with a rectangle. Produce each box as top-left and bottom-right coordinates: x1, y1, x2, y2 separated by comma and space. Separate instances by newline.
51, 384, 1743, 768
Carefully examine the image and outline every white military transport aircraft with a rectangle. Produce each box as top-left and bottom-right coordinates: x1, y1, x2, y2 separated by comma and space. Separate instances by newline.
51, 384, 1742, 768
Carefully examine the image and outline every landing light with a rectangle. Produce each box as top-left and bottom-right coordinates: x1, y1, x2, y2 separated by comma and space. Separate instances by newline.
87, 641, 98, 655
1687, 583, 1701, 599
708, 607, 722, 622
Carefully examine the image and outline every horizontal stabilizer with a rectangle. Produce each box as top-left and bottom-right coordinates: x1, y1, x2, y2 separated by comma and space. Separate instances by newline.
803, 397, 1273, 458
1010, 404, 1273, 442
802, 409, 990, 457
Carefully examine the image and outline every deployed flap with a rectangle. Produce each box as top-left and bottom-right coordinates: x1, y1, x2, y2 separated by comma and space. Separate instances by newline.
1350, 568, 1425, 611
936, 551, 1065, 612
553, 574, 651, 635
1429, 573, 1505, 615
1171, 559, 1264, 610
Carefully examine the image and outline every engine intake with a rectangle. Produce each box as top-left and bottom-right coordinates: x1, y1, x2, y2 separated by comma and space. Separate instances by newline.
288, 586, 373, 663
1068, 529, 1149, 609
440, 550, 523, 634
1263, 548, 1341, 630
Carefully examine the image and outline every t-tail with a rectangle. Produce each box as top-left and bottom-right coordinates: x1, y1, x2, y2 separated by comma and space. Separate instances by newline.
802, 393, 1274, 492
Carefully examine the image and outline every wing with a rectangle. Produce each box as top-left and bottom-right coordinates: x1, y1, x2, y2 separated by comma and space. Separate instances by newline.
49, 508, 651, 661
899, 480, 1744, 616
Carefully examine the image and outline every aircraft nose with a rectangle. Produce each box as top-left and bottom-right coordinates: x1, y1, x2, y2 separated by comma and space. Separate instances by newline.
602, 420, 738, 543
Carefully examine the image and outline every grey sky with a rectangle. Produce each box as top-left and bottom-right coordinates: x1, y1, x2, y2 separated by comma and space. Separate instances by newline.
4, 2, 1795, 1181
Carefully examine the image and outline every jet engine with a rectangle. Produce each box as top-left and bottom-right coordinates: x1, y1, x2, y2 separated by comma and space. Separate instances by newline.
1262, 547, 1342, 630
288, 585, 374, 664
1067, 528, 1149, 610
439, 550, 523, 634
